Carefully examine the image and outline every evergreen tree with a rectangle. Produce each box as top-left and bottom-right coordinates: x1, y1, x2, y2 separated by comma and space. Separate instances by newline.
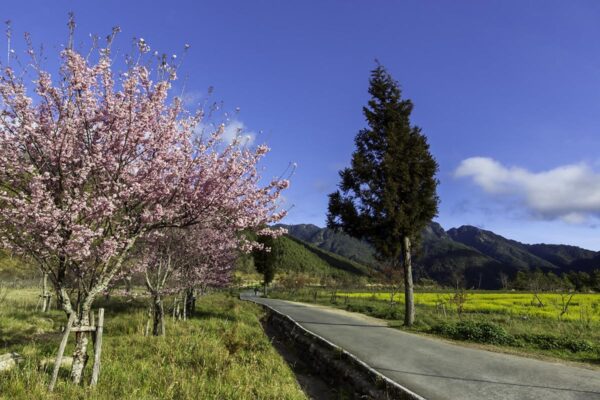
253, 235, 281, 295
327, 64, 439, 326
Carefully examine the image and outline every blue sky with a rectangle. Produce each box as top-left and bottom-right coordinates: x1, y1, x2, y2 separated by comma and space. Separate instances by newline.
4, 1, 600, 249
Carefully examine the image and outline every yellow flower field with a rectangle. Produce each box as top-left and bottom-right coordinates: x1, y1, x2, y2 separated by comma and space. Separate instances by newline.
338, 291, 600, 322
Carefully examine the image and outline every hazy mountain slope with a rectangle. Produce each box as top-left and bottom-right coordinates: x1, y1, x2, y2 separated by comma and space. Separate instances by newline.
567, 253, 600, 272
414, 222, 508, 288
525, 243, 597, 269
447, 226, 559, 271
280, 222, 599, 288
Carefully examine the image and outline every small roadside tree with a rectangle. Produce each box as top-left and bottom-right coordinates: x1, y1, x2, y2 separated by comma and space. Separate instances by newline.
139, 224, 245, 335
327, 64, 439, 326
380, 262, 404, 306
253, 234, 282, 296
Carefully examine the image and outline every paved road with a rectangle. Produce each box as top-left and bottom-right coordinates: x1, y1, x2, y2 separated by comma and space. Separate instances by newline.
242, 294, 600, 400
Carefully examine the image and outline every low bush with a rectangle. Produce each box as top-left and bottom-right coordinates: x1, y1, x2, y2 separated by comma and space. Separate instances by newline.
516, 333, 595, 353
430, 321, 514, 345
431, 321, 596, 354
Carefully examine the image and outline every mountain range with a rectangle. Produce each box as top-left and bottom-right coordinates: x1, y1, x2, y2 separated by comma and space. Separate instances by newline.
279, 223, 600, 289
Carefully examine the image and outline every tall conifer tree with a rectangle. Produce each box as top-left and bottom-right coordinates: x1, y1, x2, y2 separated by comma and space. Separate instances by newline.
327, 64, 439, 326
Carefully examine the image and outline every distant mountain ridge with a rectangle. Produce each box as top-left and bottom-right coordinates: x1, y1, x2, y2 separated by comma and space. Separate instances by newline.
278, 222, 600, 288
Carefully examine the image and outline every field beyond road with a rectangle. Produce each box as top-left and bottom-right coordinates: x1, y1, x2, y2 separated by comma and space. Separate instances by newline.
340, 291, 600, 322
270, 289, 600, 365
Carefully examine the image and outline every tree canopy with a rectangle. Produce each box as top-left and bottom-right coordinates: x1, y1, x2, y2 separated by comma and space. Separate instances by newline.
328, 64, 438, 258
327, 63, 439, 325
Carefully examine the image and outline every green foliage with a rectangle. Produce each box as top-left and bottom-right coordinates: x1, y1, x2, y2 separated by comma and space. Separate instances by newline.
515, 333, 594, 353
430, 321, 514, 345
327, 64, 439, 260
253, 235, 281, 286
345, 303, 400, 320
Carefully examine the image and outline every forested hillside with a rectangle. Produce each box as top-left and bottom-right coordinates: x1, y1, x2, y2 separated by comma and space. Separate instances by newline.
240, 234, 370, 280
279, 223, 600, 288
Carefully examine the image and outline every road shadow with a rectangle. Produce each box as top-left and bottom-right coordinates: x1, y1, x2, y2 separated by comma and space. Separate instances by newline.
374, 367, 600, 397
295, 320, 387, 328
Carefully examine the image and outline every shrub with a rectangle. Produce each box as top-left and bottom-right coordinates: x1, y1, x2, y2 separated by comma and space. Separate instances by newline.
516, 333, 595, 353
345, 303, 375, 314
430, 321, 458, 337
430, 321, 514, 345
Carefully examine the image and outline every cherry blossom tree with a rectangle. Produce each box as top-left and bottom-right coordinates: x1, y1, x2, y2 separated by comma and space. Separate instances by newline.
137, 224, 249, 336
0, 28, 288, 383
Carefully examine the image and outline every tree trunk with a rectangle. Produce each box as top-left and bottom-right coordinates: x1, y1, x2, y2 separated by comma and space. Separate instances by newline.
42, 273, 51, 313
402, 236, 415, 327
152, 294, 165, 336
70, 312, 90, 384
263, 282, 268, 297
125, 276, 132, 294
184, 288, 195, 319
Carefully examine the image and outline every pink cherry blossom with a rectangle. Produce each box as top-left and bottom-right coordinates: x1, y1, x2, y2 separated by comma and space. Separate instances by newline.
0, 33, 288, 380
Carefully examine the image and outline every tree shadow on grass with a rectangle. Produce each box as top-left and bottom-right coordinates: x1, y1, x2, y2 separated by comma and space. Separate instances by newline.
1, 328, 61, 352
193, 309, 239, 322
94, 297, 147, 314
578, 357, 600, 366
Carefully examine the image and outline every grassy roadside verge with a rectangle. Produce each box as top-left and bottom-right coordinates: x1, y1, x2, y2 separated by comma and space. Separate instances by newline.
269, 289, 600, 367
0, 289, 307, 400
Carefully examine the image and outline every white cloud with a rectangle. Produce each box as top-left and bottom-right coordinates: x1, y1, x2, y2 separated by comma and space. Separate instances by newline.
193, 120, 256, 145
180, 90, 203, 108
221, 120, 255, 145
455, 157, 600, 223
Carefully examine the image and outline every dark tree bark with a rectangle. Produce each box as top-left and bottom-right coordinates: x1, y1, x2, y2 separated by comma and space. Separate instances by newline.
184, 287, 196, 319
403, 236, 415, 327
152, 294, 165, 336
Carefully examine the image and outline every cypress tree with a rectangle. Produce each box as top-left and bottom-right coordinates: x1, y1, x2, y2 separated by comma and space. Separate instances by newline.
327, 64, 439, 326
253, 235, 280, 295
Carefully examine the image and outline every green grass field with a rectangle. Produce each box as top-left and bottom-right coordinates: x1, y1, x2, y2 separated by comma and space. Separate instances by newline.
0, 288, 307, 400
271, 288, 600, 366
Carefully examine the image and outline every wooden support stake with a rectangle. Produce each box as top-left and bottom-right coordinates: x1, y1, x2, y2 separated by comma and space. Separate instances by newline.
49, 312, 75, 392
90, 308, 104, 387
70, 326, 96, 333
90, 311, 96, 345
42, 273, 48, 312
90, 310, 95, 329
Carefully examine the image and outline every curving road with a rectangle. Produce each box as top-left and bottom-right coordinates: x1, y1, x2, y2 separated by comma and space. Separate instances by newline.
242, 293, 600, 400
